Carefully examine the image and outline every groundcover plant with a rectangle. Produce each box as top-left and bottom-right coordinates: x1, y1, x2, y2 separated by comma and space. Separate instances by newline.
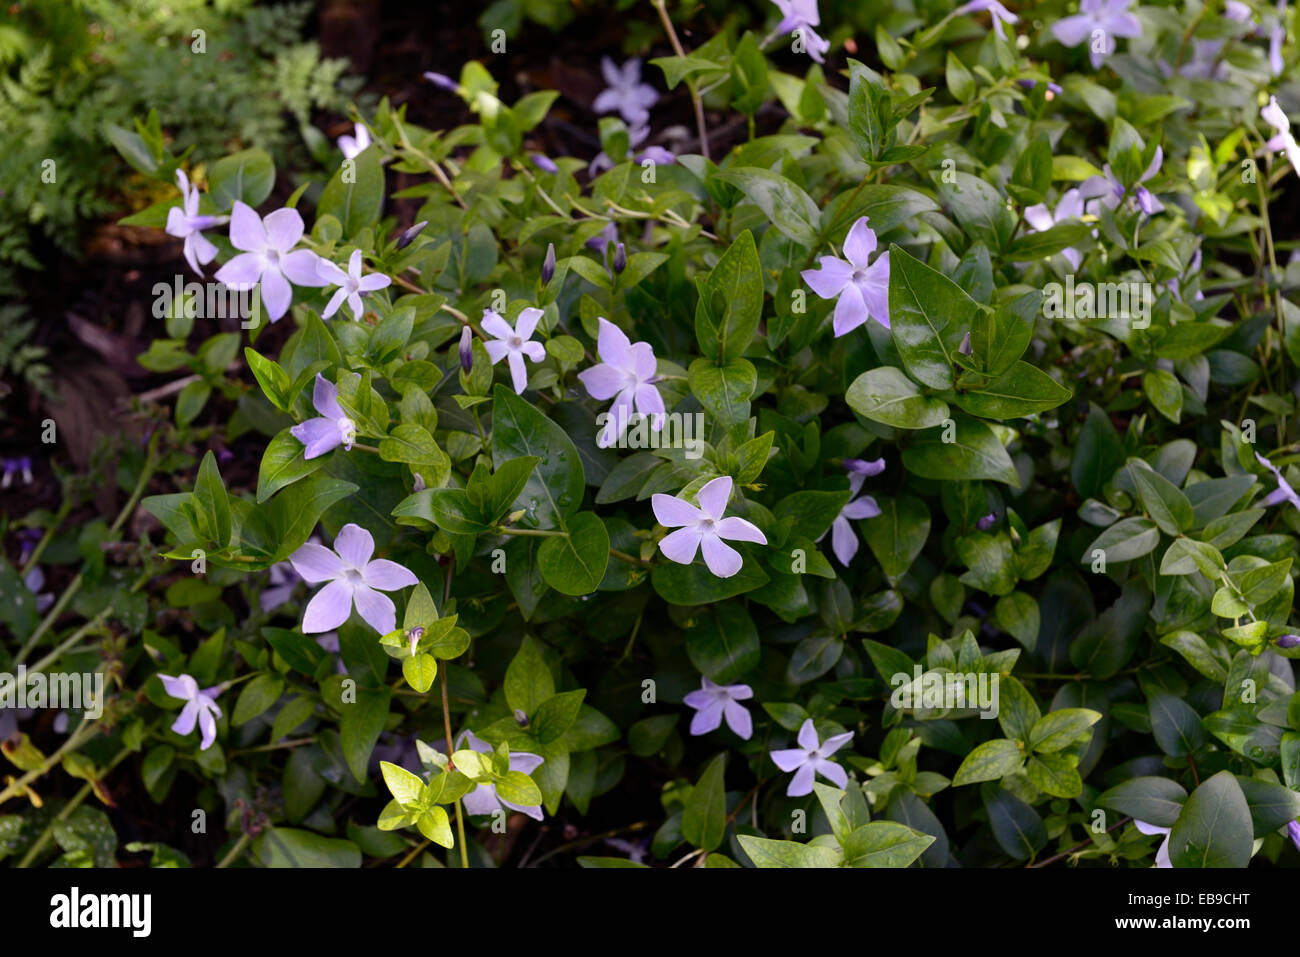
4, 0, 1300, 872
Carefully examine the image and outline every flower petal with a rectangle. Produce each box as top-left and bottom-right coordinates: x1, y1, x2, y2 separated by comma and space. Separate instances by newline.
700, 534, 743, 577
515, 307, 544, 340
842, 217, 878, 267
596, 317, 632, 366
696, 476, 734, 521
290, 417, 343, 460
352, 585, 397, 635
259, 268, 292, 322
228, 201, 265, 252
832, 281, 870, 337
263, 207, 305, 251
801, 257, 853, 299
481, 309, 515, 340
714, 516, 766, 545
658, 525, 703, 564
363, 558, 418, 591
289, 542, 346, 582
302, 579, 355, 633
335, 524, 375, 569
651, 493, 702, 527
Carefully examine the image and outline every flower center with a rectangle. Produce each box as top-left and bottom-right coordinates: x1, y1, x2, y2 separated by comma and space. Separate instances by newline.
344, 567, 364, 585
264, 249, 281, 268
701, 518, 716, 531
852, 267, 868, 283
338, 417, 357, 447
510, 335, 523, 348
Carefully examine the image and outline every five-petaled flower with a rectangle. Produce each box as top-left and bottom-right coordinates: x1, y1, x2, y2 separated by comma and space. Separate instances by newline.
651, 476, 767, 578
802, 216, 891, 336
289, 523, 418, 635
338, 122, 371, 159
214, 202, 329, 322
1256, 451, 1300, 514
291, 374, 358, 460
1262, 96, 1300, 178
158, 673, 223, 751
166, 169, 226, 276
956, 0, 1019, 38
770, 0, 831, 62
820, 458, 884, 566
592, 57, 659, 127
483, 307, 546, 394
683, 677, 754, 739
1133, 819, 1173, 868
1080, 146, 1164, 216
1051, 0, 1143, 69
456, 730, 546, 821
577, 317, 665, 448
770, 718, 854, 796
317, 249, 392, 320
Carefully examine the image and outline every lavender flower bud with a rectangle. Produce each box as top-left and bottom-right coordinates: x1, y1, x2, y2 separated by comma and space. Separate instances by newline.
423, 71, 459, 92
530, 153, 558, 174
514, 708, 530, 727
976, 512, 997, 531
958, 332, 972, 355
407, 626, 425, 658
612, 242, 626, 274
412, 473, 426, 492
396, 220, 428, 249
459, 326, 474, 373
542, 242, 556, 284
1277, 634, 1300, 649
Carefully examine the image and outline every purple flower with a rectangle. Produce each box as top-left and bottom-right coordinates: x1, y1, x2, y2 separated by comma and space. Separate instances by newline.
530, 153, 558, 174
1277, 634, 1300, 649
290, 374, 357, 460
456, 730, 546, 821
577, 318, 665, 448
165, 169, 225, 276
651, 476, 767, 578
1, 457, 32, 488
586, 222, 618, 253
1024, 192, 1086, 269
819, 458, 883, 566
317, 250, 392, 320
1052, 0, 1143, 69
1256, 451, 1300, 513
1079, 146, 1164, 216
482, 307, 546, 394
976, 512, 997, 531
956, 0, 1019, 38
458, 325, 474, 373
288, 523, 418, 635
541, 242, 556, 284
592, 57, 658, 126
158, 673, 223, 750
802, 217, 891, 336
683, 677, 754, 739
395, 220, 427, 249
423, 71, 459, 92
260, 561, 301, 610
1262, 97, 1300, 179
1225, 0, 1252, 22
337, 122, 371, 160
770, 718, 853, 796
589, 124, 672, 175
213, 202, 329, 322
771, 0, 830, 63
1133, 819, 1173, 868
1289, 819, 1300, 852
1267, 0, 1287, 75
24, 566, 54, 614
1018, 78, 1065, 95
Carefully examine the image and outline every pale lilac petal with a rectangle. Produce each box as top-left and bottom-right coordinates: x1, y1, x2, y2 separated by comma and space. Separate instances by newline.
310, 373, 345, 420
289, 543, 346, 582
263, 207, 305, 252
802, 257, 853, 299
158, 674, 198, 700
723, 699, 753, 739
700, 534, 743, 577
842, 218, 878, 267
696, 476, 734, 521
358, 273, 391, 292
597, 317, 632, 366
317, 258, 349, 286
658, 526, 703, 564
346, 292, 366, 320
214, 252, 263, 288
1134, 819, 1171, 836
507, 351, 528, 394
481, 310, 516, 340
577, 363, 625, 400
651, 493, 702, 527
634, 382, 665, 420
282, 249, 331, 287
689, 699, 725, 735
197, 705, 218, 750
842, 495, 881, 520
628, 341, 656, 380
682, 688, 715, 709
335, 524, 375, 569
515, 307, 544, 340
510, 752, 545, 775
322, 288, 349, 319
770, 748, 807, 772
172, 700, 200, 737
260, 268, 292, 322
796, 718, 820, 751
1052, 14, 1095, 47
352, 585, 397, 635
832, 282, 870, 337
830, 515, 858, 566
461, 784, 501, 817
302, 579, 355, 633
520, 341, 546, 363
291, 418, 344, 460
821, 730, 854, 755
814, 759, 848, 789
363, 558, 418, 591
500, 795, 545, 821
787, 763, 817, 796
485, 340, 511, 364
228, 201, 265, 252
714, 516, 766, 544
1023, 203, 1054, 232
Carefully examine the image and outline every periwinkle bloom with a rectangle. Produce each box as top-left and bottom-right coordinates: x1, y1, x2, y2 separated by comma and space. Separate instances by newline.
819, 458, 883, 566
288, 523, 418, 635
956, 0, 1019, 38
1256, 451, 1300, 513
423, 71, 459, 92
1133, 820, 1173, 868
530, 153, 558, 174
683, 677, 754, 739
577, 317, 664, 448
458, 325, 474, 373
1079, 147, 1164, 216
612, 242, 626, 274
213, 202, 329, 322
482, 307, 546, 395
158, 673, 223, 751
651, 476, 767, 578
1277, 634, 1300, 649
541, 243, 556, 284
1051, 0, 1143, 69
1025, 189, 1086, 269
1262, 97, 1300, 178
592, 57, 659, 126
395, 220, 428, 250
976, 512, 997, 531
770, 718, 854, 796
1, 457, 32, 488
801, 216, 891, 336
337, 122, 371, 160
770, 0, 830, 62
1289, 819, 1300, 852
290, 374, 357, 460
317, 249, 392, 321
24, 566, 54, 613
165, 169, 225, 276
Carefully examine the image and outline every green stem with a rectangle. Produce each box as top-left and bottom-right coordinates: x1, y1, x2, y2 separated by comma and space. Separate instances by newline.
216, 832, 252, 869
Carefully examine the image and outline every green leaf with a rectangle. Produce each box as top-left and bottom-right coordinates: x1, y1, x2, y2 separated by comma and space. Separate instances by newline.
402, 653, 438, 693
652, 557, 769, 605
840, 821, 935, 867
694, 230, 763, 362
537, 513, 610, 596
505, 637, 555, 716
860, 495, 930, 584
682, 754, 728, 852
901, 417, 1020, 487
954, 361, 1072, 420
207, 148, 274, 210
381, 761, 426, 805
251, 828, 361, 868
233, 673, 284, 725
713, 169, 820, 246
1028, 709, 1102, 753
738, 835, 842, 868
491, 385, 585, 527
341, 689, 391, 784
888, 244, 978, 390
846, 366, 950, 429
533, 689, 586, 745
1086, 517, 1160, 563
688, 358, 756, 428
193, 451, 232, 548
953, 738, 1022, 785
1098, 776, 1188, 827
496, 770, 543, 807
318, 146, 384, 237
257, 429, 323, 504
1128, 459, 1193, 535
982, 785, 1046, 860
686, 602, 761, 683
1168, 771, 1253, 868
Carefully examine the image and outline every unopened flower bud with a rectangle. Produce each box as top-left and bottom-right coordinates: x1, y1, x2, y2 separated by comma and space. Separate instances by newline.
459, 326, 473, 373
976, 512, 996, 531
412, 473, 426, 492
407, 626, 425, 657
530, 153, 558, 173
423, 71, 459, 92
1278, 634, 1300, 649
396, 220, 428, 249
958, 332, 972, 355
542, 242, 556, 284
514, 708, 529, 727
612, 242, 626, 274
